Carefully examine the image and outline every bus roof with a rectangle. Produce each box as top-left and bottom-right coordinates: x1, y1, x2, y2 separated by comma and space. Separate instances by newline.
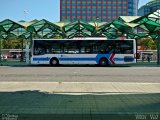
33, 38, 135, 41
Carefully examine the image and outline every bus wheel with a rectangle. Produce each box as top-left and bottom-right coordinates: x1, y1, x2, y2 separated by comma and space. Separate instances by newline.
99, 58, 108, 66
50, 58, 59, 66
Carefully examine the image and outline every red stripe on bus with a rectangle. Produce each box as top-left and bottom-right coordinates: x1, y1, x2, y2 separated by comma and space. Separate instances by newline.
110, 54, 115, 64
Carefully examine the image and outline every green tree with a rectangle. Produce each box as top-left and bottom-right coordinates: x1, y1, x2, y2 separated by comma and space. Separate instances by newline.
2, 38, 22, 49
138, 37, 157, 50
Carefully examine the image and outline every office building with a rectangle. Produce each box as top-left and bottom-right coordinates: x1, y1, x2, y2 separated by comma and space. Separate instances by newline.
138, 0, 160, 16
60, 0, 139, 22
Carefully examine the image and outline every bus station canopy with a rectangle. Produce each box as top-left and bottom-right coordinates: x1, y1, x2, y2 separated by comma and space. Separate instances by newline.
131, 9, 160, 39
0, 9, 160, 40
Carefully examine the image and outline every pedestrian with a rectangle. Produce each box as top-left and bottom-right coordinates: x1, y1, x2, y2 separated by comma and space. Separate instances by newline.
142, 54, 145, 62
147, 54, 151, 62
16, 54, 19, 60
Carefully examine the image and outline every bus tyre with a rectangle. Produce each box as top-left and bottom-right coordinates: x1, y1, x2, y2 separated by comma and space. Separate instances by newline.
50, 58, 59, 66
99, 58, 108, 66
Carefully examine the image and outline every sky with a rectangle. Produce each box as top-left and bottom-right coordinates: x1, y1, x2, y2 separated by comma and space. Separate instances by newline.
0, 0, 152, 22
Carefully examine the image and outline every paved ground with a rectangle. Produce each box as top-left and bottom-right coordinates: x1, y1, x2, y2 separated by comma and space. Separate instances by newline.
0, 66, 160, 83
0, 82, 160, 93
0, 91, 159, 120
0, 66, 160, 120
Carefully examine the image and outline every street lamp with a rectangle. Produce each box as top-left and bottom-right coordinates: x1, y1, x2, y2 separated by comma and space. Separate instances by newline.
24, 10, 28, 21
94, 17, 99, 29
93, 17, 99, 37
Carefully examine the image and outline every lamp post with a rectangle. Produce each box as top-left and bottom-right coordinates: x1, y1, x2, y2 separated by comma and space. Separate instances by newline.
24, 10, 28, 21
93, 17, 99, 37
94, 17, 99, 29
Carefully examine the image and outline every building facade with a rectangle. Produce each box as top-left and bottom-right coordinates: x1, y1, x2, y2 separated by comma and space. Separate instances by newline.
138, 0, 160, 16
60, 0, 139, 22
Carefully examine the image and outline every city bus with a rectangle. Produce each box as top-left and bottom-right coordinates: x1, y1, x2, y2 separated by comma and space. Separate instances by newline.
31, 38, 136, 66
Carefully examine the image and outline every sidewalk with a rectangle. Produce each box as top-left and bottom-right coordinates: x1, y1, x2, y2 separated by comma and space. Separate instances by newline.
0, 82, 160, 93
0, 82, 159, 120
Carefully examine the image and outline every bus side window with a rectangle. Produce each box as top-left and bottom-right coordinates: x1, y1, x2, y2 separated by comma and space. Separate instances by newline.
52, 49, 56, 54
46, 49, 52, 54
85, 48, 91, 53
39, 49, 45, 55
81, 48, 85, 53
114, 48, 121, 54
34, 48, 45, 55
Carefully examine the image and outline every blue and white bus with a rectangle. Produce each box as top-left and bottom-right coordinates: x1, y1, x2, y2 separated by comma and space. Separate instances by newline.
31, 38, 136, 66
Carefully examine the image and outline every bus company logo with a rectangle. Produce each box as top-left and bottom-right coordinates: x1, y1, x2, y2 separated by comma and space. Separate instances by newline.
1, 114, 18, 120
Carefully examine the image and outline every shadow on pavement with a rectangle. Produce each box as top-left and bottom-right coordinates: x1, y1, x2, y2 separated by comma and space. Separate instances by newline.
0, 90, 159, 120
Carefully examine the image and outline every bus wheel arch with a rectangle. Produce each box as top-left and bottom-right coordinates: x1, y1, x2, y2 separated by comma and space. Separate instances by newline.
50, 57, 59, 66
99, 57, 109, 66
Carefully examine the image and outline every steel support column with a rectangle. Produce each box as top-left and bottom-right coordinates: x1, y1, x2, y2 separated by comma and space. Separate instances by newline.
157, 34, 160, 64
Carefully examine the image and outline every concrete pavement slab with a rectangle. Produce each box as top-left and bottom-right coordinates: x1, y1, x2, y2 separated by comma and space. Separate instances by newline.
0, 91, 159, 120
0, 82, 159, 93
